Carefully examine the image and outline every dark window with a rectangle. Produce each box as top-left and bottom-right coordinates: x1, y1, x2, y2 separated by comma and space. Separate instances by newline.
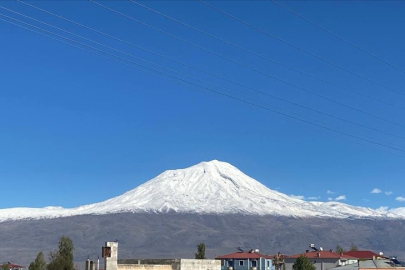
239, 260, 244, 266
252, 260, 257, 267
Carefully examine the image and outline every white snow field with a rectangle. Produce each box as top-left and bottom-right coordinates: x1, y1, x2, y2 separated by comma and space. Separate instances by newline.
0, 160, 403, 222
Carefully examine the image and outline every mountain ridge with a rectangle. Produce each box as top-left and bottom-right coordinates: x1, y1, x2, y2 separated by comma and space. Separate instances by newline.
1, 160, 404, 222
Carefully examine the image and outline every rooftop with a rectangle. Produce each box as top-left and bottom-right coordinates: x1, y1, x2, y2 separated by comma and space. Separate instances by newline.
0, 263, 25, 269
216, 251, 272, 260
287, 251, 358, 260
344, 251, 389, 260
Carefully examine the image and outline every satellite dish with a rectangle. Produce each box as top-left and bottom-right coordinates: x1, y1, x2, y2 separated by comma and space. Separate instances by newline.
379, 252, 384, 256
320, 247, 324, 251
255, 249, 260, 253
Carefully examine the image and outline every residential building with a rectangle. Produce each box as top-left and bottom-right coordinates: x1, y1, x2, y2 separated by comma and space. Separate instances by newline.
216, 249, 273, 270
0, 263, 25, 270
328, 259, 405, 270
343, 251, 389, 260
284, 250, 358, 270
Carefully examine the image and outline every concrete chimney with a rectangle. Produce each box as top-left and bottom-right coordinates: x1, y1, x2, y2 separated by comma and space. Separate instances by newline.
90, 261, 95, 270
104, 241, 118, 270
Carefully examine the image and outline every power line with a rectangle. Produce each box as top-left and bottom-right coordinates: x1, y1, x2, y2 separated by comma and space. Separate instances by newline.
0, 14, 405, 156
128, 0, 405, 111
197, 0, 405, 97
270, 0, 405, 75
1, 13, 405, 157
87, 0, 405, 129
9, 2, 405, 140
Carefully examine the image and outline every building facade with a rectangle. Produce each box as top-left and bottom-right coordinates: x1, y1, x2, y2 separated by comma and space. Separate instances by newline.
216, 250, 273, 270
284, 251, 358, 270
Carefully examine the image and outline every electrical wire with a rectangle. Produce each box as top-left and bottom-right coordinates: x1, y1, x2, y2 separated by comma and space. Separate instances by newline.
1, 12, 405, 156
6, 3, 405, 140
197, 0, 405, 97
128, 0, 405, 111
270, 0, 405, 75
87, 0, 405, 129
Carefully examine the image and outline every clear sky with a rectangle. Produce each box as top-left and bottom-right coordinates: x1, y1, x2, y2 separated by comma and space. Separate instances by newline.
0, 1, 404, 211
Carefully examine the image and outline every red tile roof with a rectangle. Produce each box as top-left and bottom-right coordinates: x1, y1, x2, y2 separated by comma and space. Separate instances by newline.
287, 251, 358, 260
0, 263, 25, 268
343, 251, 388, 260
216, 251, 272, 259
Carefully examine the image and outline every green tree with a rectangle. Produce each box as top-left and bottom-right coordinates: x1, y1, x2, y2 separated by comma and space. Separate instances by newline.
293, 255, 316, 270
29, 251, 47, 270
195, 243, 206, 259
336, 245, 346, 254
273, 253, 285, 270
47, 236, 75, 270
350, 244, 358, 251
1, 264, 10, 270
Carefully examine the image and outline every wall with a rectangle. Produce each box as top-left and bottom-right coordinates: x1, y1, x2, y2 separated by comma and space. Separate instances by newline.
114, 259, 219, 270
180, 259, 220, 270
118, 265, 173, 270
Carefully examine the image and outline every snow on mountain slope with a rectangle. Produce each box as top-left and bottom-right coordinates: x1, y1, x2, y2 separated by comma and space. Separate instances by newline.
0, 160, 403, 222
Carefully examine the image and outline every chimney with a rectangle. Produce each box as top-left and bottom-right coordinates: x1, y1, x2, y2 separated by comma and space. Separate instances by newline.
317, 252, 321, 257
306, 250, 309, 253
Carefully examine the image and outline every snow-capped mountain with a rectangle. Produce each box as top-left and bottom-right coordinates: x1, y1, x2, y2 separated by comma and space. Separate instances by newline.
0, 160, 404, 222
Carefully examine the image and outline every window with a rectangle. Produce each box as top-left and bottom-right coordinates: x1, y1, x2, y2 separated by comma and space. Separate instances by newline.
239, 260, 244, 266
252, 260, 257, 267
228, 260, 234, 267
268, 261, 271, 267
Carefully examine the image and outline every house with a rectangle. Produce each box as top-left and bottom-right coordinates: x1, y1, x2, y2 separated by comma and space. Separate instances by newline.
216, 249, 273, 270
343, 251, 389, 260
328, 259, 405, 270
284, 250, 358, 270
0, 263, 25, 270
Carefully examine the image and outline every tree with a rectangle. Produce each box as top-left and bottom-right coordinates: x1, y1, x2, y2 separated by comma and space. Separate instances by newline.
336, 245, 346, 254
195, 243, 206, 259
29, 251, 47, 270
1, 264, 10, 270
293, 255, 316, 270
47, 236, 75, 270
273, 253, 285, 270
350, 244, 359, 251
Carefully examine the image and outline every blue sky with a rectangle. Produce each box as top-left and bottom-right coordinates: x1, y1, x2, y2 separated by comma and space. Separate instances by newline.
0, 1, 404, 210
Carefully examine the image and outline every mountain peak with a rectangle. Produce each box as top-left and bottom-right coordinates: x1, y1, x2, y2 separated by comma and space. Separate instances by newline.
0, 160, 404, 222
188, 159, 238, 173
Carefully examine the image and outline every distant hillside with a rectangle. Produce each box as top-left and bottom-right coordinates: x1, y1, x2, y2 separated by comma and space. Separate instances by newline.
1, 213, 404, 266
